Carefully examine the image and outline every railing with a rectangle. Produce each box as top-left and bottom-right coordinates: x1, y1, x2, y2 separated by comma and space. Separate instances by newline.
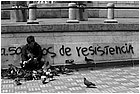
1, 6, 139, 10
1, 3, 139, 23
36, 1, 55, 4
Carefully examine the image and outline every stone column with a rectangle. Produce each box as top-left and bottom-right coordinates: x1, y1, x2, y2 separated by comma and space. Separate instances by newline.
27, 3, 39, 24
104, 3, 118, 23
66, 3, 79, 23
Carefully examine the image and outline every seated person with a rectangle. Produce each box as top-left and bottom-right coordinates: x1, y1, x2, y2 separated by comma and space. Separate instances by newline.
20, 36, 44, 70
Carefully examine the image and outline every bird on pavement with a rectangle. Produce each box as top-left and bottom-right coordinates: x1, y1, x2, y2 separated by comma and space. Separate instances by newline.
65, 59, 79, 71
15, 77, 22, 85
84, 78, 96, 88
85, 57, 94, 64
48, 69, 54, 81
41, 75, 49, 84
65, 59, 75, 65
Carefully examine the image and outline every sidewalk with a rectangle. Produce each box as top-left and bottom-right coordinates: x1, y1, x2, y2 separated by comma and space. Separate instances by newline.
1, 65, 139, 93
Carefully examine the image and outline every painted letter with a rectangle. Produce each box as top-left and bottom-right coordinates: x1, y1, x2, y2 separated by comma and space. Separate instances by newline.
104, 46, 109, 55
81, 47, 89, 56
76, 47, 81, 57
97, 46, 105, 56
128, 44, 134, 54
59, 45, 65, 56
109, 47, 115, 55
65, 47, 72, 56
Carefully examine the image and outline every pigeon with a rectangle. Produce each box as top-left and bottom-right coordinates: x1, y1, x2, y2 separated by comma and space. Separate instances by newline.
32, 70, 40, 80
65, 59, 79, 71
15, 78, 22, 86
84, 78, 96, 88
53, 67, 60, 76
7, 64, 20, 79
41, 76, 49, 84
65, 59, 75, 65
60, 66, 67, 74
85, 57, 94, 64
65, 68, 73, 73
48, 69, 54, 80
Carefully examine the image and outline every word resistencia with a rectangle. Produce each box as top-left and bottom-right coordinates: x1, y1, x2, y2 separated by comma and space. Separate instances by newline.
75, 43, 134, 57
1, 43, 134, 57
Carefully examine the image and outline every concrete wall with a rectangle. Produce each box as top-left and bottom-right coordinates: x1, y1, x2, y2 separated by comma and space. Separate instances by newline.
1, 24, 139, 68
1, 1, 139, 19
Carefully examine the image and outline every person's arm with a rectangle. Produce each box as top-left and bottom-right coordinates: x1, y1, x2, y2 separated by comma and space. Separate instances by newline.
36, 44, 42, 61
21, 45, 28, 62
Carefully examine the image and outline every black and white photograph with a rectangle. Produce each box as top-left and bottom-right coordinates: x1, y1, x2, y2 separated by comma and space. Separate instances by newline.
1, 0, 139, 93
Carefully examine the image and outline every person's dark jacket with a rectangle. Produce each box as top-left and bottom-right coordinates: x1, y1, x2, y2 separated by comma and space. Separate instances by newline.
21, 42, 42, 62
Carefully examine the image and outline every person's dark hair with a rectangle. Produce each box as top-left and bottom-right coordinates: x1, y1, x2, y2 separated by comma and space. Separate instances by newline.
27, 36, 35, 44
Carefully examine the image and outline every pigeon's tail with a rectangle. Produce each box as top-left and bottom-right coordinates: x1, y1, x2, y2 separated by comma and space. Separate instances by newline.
91, 83, 96, 86
86, 83, 96, 88
85, 57, 94, 61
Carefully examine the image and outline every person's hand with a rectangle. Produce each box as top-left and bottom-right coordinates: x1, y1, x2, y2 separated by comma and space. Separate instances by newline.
34, 58, 38, 63
23, 61, 27, 67
23, 61, 27, 64
34, 58, 37, 60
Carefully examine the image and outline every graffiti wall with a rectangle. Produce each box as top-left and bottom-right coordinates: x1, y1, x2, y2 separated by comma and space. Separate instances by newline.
1, 32, 139, 68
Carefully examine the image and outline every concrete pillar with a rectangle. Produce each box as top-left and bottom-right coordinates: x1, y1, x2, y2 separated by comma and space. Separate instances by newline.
104, 3, 118, 23
66, 3, 79, 23
107, 3, 115, 19
10, 1, 27, 22
27, 3, 39, 24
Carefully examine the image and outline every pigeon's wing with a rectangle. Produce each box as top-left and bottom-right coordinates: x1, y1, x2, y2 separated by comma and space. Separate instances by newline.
84, 79, 91, 85
85, 79, 96, 86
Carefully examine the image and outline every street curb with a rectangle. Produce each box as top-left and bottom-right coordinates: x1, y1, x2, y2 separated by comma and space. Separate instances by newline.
65, 59, 139, 69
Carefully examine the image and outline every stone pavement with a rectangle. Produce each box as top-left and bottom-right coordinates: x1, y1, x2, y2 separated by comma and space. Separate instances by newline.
1, 65, 139, 93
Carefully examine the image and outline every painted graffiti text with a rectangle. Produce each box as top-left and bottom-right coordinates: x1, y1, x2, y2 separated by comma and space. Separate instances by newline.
1, 43, 134, 58
76, 43, 134, 57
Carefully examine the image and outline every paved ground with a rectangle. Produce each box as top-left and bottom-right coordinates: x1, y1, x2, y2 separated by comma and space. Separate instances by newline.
1, 65, 139, 93
1, 18, 139, 26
